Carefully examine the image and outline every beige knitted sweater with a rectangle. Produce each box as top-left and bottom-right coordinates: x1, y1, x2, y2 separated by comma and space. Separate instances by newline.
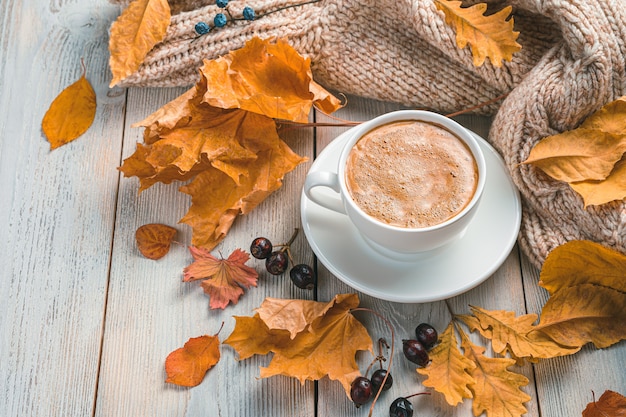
110, 0, 626, 268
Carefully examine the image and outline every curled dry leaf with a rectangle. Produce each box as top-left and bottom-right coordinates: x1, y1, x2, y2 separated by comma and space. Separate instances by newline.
120, 38, 340, 249
582, 390, 626, 417
165, 334, 221, 387
523, 96, 626, 206
42, 62, 96, 150
224, 293, 373, 397
434, 0, 521, 67
135, 223, 177, 260
183, 247, 258, 309
109, 0, 171, 87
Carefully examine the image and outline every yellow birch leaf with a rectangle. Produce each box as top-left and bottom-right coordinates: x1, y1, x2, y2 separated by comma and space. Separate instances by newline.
460, 329, 531, 417
570, 156, 626, 207
463, 306, 580, 359
539, 240, 626, 295
534, 283, 626, 349
42, 65, 96, 150
108, 0, 171, 87
417, 322, 476, 406
522, 129, 626, 182
434, 0, 521, 67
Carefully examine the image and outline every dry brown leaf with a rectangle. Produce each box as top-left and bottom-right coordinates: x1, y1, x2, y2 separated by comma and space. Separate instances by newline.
460, 329, 531, 417
582, 390, 626, 417
42, 63, 96, 150
534, 283, 626, 349
434, 0, 521, 67
200, 37, 342, 122
417, 322, 476, 406
539, 240, 626, 295
165, 334, 220, 387
183, 247, 258, 309
461, 306, 580, 359
109, 0, 171, 87
119, 38, 339, 249
255, 297, 332, 339
224, 294, 373, 398
135, 223, 177, 259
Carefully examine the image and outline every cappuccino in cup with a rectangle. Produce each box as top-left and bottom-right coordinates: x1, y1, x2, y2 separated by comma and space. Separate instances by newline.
344, 121, 479, 228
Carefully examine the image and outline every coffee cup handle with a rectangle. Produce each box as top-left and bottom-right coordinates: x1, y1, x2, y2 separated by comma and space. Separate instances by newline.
303, 171, 346, 214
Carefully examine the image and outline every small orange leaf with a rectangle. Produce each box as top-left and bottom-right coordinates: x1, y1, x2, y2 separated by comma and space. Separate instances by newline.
183, 247, 258, 309
135, 223, 177, 259
434, 0, 521, 67
109, 0, 171, 87
165, 334, 220, 387
582, 390, 626, 417
42, 63, 96, 150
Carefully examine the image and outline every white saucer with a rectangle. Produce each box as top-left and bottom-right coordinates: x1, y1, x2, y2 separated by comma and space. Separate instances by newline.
300, 128, 522, 303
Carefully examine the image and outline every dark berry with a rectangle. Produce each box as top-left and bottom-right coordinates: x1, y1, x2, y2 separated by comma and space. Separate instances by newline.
250, 237, 273, 259
194, 21, 210, 35
415, 323, 438, 350
389, 397, 413, 417
403, 339, 429, 367
242, 6, 255, 20
289, 264, 314, 289
214, 13, 227, 27
371, 369, 393, 392
350, 376, 372, 407
265, 251, 288, 275
216, 0, 228, 7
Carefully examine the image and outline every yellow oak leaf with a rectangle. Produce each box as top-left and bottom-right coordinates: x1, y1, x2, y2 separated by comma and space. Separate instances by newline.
183, 247, 258, 309
165, 334, 220, 387
434, 0, 521, 67
108, 0, 171, 87
417, 322, 476, 406
460, 329, 531, 417
534, 283, 626, 349
539, 240, 626, 295
42, 63, 96, 150
461, 306, 580, 359
224, 294, 373, 398
200, 37, 343, 122
135, 223, 177, 260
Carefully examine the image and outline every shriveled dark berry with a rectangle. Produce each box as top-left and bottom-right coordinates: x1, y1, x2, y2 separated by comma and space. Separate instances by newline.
371, 368, 393, 392
265, 251, 288, 275
402, 339, 429, 367
389, 397, 413, 417
250, 237, 273, 259
415, 323, 438, 350
289, 264, 315, 289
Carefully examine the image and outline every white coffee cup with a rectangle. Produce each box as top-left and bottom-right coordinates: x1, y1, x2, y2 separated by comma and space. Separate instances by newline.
303, 110, 486, 258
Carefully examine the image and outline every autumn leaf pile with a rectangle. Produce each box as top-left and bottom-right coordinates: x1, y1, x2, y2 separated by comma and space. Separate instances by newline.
119, 37, 341, 249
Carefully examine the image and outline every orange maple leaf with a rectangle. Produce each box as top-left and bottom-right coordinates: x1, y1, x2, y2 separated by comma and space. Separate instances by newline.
165, 334, 221, 387
42, 61, 96, 150
183, 247, 258, 309
224, 294, 373, 397
119, 38, 339, 249
135, 223, 177, 260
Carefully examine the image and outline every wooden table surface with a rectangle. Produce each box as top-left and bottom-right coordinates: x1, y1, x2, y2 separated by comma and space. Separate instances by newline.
1, 1, 625, 416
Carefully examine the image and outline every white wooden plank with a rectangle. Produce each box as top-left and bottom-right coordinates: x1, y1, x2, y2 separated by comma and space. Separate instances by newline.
0, 1, 124, 417
314, 96, 539, 416
96, 86, 317, 416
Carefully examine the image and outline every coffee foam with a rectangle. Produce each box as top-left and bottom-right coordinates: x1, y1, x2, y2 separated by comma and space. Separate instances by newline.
345, 121, 478, 228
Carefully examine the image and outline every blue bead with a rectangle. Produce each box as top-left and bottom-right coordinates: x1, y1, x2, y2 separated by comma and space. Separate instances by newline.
214, 13, 227, 27
242, 6, 255, 21
216, 0, 228, 8
194, 21, 211, 35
